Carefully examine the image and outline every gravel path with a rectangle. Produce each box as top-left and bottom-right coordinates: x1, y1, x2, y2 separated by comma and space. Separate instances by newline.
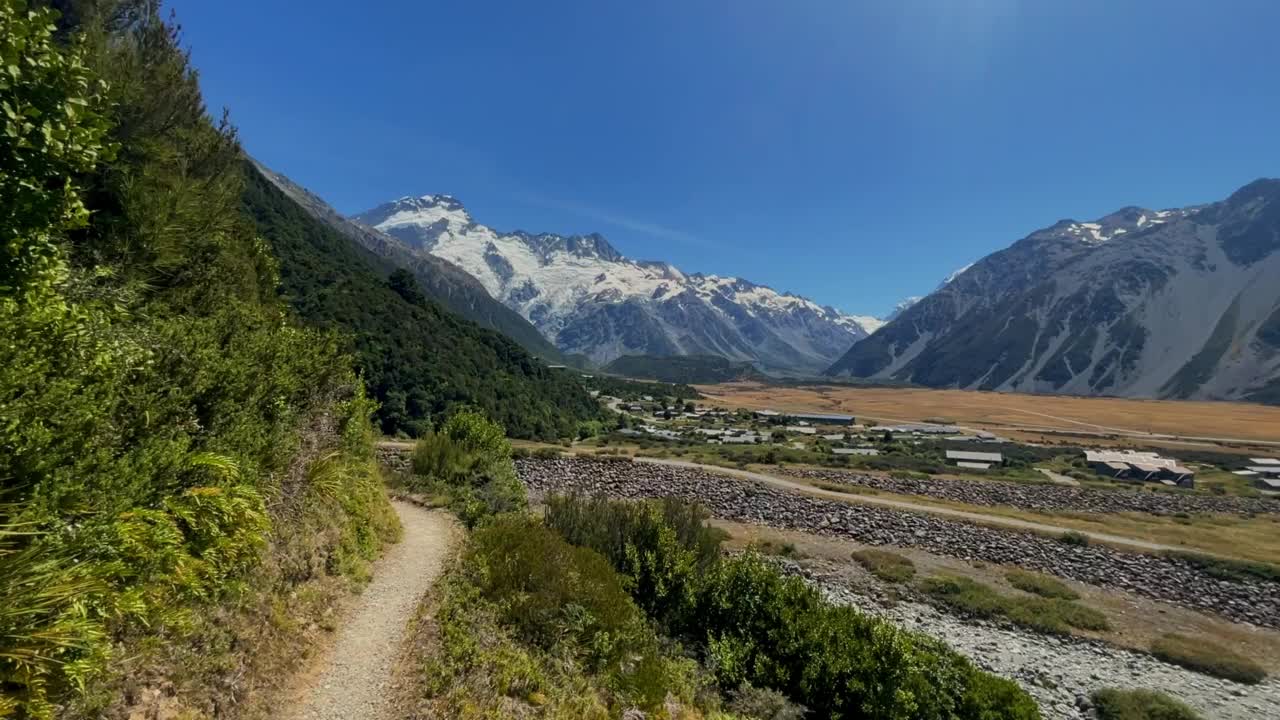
283, 501, 455, 720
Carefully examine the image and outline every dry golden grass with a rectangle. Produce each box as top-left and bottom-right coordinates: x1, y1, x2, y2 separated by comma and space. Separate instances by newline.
696, 382, 1280, 446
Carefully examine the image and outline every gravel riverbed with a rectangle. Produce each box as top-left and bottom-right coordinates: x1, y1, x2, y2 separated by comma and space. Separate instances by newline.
782, 467, 1280, 516
785, 560, 1280, 720
515, 457, 1280, 629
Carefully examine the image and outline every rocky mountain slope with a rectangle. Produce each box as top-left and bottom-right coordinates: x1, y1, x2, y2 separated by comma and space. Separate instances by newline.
827, 179, 1280, 404
252, 161, 569, 363
354, 196, 878, 373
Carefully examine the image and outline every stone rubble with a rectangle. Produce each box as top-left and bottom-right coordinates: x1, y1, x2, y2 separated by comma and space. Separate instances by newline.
515, 457, 1280, 629
783, 467, 1280, 516
781, 558, 1280, 720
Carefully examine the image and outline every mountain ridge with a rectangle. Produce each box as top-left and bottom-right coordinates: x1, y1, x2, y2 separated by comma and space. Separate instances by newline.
827, 178, 1280, 404
355, 195, 879, 374
251, 162, 571, 364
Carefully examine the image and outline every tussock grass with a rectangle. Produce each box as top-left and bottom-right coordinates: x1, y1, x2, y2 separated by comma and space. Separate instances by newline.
1150, 633, 1267, 684
1005, 569, 1080, 600
851, 549, 917, 583
1163, 551, 1280, 584
1091, 688, 1202, 720
922, 576, 1110, 635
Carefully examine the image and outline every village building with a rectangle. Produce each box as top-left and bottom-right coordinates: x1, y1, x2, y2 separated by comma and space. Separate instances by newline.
833, 448, 879, 456
945, 449, 1004, 470
1084, 450, 1195, 488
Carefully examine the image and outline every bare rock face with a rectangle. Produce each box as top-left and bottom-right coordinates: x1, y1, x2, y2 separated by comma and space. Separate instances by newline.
516, 457, 1280, 629
828, 179, 1280, 404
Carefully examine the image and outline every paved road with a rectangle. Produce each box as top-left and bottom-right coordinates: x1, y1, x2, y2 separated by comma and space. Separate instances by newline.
282, 501, 455, 720
635, 457, 1185, 553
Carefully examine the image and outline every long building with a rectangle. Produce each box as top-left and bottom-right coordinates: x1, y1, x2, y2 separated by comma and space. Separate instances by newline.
1084, 450, 1195, 487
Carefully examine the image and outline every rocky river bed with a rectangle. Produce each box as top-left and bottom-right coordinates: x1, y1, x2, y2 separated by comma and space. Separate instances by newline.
779, 558, 1280, 720
782, 467, 1280, 516
515, 457, 1280, 629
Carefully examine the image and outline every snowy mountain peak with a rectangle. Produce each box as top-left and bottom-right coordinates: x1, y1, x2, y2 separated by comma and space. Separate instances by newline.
354, 194, 880, 373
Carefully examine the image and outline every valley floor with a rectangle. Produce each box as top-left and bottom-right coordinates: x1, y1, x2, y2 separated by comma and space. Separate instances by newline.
280, 502, 458, 720
511, 453, 1280, 719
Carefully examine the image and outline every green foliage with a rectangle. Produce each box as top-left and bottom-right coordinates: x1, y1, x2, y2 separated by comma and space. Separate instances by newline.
0, 3, 397, 715
0, 0, 114, 291
852, 549, 917, 583
1149, 634, 1266, 685
241, 165, 604, 440
921, 576, 1109, 636
1163, 550, 1280, 584
1005, 570, 1079, 600
406, 410, 526, 527
544, 495, 725, 628
458, 516, 716, 712
1090, 688, 1203, 720
544, 496, 1041, 720
1058, 531, 1091, 547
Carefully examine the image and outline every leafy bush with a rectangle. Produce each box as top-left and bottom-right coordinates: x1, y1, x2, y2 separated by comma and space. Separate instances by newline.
852, 549, 917, 583
1150, 634, 1266, 684
1091, 688, 1203, 720
461, 516, 714, 711
545, 496, 1041, 720
1005, 569, 1080, 600
922, 576, 1109, 635
544, 494, 725, 627
408, 410, 526, 527
0, 4, 397, 714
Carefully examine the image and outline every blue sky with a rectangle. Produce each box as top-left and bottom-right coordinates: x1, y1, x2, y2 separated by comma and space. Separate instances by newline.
171, 0, 1279, 317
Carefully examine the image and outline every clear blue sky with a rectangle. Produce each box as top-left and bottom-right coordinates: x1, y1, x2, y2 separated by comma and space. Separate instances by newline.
170, 0, 1278, 317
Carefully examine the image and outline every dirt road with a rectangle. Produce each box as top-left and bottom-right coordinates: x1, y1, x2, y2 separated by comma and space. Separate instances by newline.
282, 501, 455, 720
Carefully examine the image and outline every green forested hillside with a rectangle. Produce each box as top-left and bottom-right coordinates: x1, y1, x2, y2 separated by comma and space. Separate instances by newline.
1, 1, 401, 715
250, 159, 574, 364
241, 164, 603, 440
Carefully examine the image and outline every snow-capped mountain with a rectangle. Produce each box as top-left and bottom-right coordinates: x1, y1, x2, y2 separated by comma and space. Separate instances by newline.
354, 195, 877, 373
827, 179, 1280, 404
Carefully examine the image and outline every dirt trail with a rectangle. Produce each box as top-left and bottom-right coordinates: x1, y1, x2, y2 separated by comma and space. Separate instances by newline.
283, 501, 455, 720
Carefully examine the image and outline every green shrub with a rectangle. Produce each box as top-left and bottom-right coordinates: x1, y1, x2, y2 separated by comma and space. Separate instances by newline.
544, 494, 725, 627
0, 4, 400, 713
923, 576, 1109, 635
1150, 634, 1266, 684
409, 410, 525, 527
852, 549, 917, 583
1006, 569, 1080, 600
545, 496, 1041, 720
1059, 531, 1091, 546
463, 516, 701, 710
1091, 688, 1203, 720
1163, 551, 1280, 584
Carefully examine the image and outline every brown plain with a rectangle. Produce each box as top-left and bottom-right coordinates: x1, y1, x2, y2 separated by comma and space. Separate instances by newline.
696, 382, 1280, 445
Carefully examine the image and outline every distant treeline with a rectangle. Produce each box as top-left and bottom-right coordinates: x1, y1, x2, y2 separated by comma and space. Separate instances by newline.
603, 353, 764, 384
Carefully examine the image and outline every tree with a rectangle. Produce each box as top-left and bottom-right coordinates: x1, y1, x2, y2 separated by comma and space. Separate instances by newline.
1, 0, 113, 291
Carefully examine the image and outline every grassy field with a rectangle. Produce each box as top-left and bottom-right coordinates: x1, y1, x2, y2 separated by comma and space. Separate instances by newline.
695, 382, 1280, 448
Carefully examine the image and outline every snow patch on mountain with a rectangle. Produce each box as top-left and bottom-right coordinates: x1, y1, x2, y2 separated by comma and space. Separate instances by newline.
355, 195, 878, 373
